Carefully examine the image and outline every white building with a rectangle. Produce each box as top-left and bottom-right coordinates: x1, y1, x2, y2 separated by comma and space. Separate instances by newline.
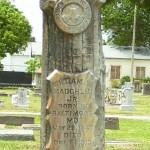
1, 42, 42, 72
1, 43, 150, 88
104, 46, 150, 87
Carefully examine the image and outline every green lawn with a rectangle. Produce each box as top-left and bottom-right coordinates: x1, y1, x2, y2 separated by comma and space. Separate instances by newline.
0, 88, 150, 149
105, 93, 150, 149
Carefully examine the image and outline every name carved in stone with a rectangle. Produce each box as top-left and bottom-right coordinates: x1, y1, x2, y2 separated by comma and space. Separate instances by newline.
46, 70, 99, 150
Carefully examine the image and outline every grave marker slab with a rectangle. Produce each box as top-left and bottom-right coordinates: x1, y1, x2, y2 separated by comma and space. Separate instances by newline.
0, 129, 34, 141
11, 88, 29, 108
120, 82, 135, 111
46, 70, 101, 149
40, 0, 106, 149
0, 116, 34, 126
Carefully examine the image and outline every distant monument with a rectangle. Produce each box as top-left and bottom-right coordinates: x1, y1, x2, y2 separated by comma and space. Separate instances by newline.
40, 0, 106, 150
120, 82, 135, 111
11, 88, 29, 108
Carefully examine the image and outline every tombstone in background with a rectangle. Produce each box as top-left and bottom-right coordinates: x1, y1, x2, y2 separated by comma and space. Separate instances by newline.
11, 88, 29, 108
40, 0, 106, 150
142, 83, 150, 95
120, 82, 135, 111
133, 80, 141, 93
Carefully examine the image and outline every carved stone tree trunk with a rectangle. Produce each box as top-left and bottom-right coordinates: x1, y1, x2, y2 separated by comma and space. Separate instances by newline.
40, 0, 106, 150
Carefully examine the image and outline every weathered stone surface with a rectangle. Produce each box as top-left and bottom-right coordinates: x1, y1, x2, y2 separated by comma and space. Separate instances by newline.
11, 88, 29, 108
53, 0, 92, 34
105, 117, 119, 130
120, 82, 135, 111
142, 83, 150, 95
46, 70, 101, 149
22, 124, 41, 130
0, 92, 8, 97
0, 116, 34, 126
0, 129, 34, 141
133, 80, 141, 93
40, 0, 106, 150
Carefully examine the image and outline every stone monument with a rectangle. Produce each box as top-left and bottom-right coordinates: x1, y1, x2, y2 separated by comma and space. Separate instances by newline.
11, 88, 29, 108
120, 82, 135, 111
40, 0, 106, 149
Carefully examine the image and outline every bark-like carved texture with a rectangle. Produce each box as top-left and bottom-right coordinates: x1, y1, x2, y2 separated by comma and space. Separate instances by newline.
40, 0, 105, 149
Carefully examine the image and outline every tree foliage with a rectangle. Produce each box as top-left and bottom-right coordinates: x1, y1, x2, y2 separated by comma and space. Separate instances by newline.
25, 57, 41, 76
102, 0, 150, 46
104, 0, 150, 11
0, 0, 32, 57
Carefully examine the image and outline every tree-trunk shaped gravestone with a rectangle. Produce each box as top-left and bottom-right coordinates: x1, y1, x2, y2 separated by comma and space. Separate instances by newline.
40, 0, 106, 150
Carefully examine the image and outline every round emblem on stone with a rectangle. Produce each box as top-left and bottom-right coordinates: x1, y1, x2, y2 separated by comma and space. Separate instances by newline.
54, 0, 92, 34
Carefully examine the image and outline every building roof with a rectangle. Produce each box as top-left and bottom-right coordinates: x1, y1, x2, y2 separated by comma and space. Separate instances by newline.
103, 45, 150, 60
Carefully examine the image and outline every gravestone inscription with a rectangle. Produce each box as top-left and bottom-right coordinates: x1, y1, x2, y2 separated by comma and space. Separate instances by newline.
40, 0, 106, 149
46, 70, 101, 149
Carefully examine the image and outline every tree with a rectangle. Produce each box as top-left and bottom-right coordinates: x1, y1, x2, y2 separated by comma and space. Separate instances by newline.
102, 0, 150, 46
25, 57, 41, 77
0, 0, 32, 57
104, 0, 150, 11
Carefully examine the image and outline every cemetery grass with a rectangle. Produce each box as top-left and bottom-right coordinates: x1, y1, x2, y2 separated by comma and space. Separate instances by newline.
106, 93, 150, 149
106, 119, 150, 150
0, 88, 41, 150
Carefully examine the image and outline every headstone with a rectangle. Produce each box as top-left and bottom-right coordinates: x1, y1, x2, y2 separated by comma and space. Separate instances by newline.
105, 117, 119, 130
0, 129, 34, 141
45, 70, 101, 149
32, 88, 41, 97
120, 82, 135, 111
11, 88, 29, 107
0, 116, 34, 126
0, 92, 8, 97
142, 83, 150, 95
22, 124, 41, 131
40, 0, 106, 150
134, 80, 141, 93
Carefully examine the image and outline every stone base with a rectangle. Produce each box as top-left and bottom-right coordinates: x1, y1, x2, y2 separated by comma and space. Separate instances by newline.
32, 93, 41, 97
0, 129, 34, 141
14, 104, 29, 108
22, 124, 41, 130
0, 116, 34, 126
105, 117, 119, 130
120, 105, 135, 111
0, 92, 8, 97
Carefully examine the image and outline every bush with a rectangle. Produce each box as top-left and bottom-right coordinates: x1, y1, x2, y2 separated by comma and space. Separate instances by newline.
111, 79, 121, 88
120, 76, 130, 85
142, 77, 150, 83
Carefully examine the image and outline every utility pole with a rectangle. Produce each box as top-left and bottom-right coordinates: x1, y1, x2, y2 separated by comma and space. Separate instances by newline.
131, 5, 137, 84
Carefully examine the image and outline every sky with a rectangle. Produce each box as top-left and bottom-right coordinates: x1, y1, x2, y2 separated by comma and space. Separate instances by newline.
12, 0, 43, 42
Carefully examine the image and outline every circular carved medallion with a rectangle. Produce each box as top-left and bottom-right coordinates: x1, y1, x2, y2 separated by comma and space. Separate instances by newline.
54, 0, 92, 34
